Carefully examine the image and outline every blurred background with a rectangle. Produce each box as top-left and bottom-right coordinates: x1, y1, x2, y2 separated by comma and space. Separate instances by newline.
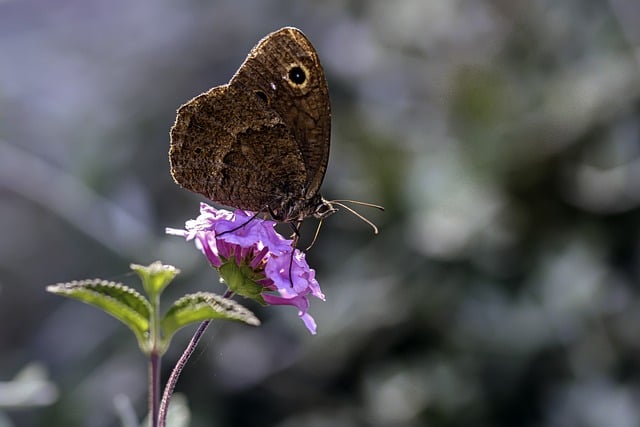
2, 0, 640, 426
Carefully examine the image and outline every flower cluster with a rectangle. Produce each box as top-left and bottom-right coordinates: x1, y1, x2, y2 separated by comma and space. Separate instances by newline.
166, 203, 325, 334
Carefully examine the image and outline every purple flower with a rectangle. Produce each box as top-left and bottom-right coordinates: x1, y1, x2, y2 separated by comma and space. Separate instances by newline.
167, 203, 325, 334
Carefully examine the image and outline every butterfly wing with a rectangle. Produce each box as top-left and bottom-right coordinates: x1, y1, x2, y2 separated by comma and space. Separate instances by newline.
169, 85, 307, 212
230, 27, 331, 201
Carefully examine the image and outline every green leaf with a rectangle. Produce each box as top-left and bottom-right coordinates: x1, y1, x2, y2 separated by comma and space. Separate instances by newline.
160, 292, 260, 347
219, 261, 266, 305
47, 280, 151, 349
130, 261, 180, 297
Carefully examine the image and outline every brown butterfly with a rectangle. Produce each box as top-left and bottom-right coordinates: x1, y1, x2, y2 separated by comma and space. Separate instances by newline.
170, 27, 381, 235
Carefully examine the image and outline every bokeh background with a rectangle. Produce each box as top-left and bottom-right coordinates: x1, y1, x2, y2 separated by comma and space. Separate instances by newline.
2, 0, 640, 426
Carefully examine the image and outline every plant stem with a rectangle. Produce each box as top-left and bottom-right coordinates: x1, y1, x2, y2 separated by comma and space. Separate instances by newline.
157, 290, 233, 427
157, 320, 210, 427
149, 350, 161, 427
149, 280, 163, 426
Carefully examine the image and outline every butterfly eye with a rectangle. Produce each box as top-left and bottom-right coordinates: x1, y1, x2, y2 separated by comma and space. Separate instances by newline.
254, 90, 269, 104
288, 66, 306, 85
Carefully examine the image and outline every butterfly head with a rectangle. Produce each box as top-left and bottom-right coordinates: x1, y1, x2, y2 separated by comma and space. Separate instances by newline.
312, 197, 337, 220
272, 193, 336, 223
276, 192, 384, 232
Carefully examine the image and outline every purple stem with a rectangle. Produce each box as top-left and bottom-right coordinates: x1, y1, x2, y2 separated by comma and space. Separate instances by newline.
157, 290, 233, 427
157, 320, 210, 427
149, 350, 160, 427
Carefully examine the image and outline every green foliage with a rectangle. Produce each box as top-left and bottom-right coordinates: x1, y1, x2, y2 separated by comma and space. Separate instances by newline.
131, 261, 179, 298
219, 260, 267, 304
46, 262, 258, 356
160, 292, 259, 347
46, 279, 151, 348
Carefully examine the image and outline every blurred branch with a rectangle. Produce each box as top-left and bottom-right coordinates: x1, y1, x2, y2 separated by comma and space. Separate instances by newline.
0, 139, 152, 258
0, 364, 57, 408
608, 0, 640, 66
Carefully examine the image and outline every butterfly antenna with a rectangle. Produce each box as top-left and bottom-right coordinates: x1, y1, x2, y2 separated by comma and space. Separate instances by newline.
331, 200, 385, 211
305, 220, 324, 251
330, 200, 383, 234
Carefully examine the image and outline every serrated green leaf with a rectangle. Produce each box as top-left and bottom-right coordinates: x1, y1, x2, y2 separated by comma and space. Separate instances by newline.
130, 261, 180, 297
46, 280, 151, 349
160, 292, 260, 347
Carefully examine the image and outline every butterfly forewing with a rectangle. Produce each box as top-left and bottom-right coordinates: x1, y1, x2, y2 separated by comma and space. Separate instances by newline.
231, 28, 331, 200
170, 27, 331, 221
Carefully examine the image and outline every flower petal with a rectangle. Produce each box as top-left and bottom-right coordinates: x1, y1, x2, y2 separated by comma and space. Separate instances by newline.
169, 203, 325, 334
299, 312, 317, 335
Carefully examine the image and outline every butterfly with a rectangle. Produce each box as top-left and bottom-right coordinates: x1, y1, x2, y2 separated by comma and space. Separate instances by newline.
170, 27, 381, 238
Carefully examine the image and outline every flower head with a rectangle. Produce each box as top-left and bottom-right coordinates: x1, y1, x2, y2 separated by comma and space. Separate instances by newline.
167, 203, 324, 334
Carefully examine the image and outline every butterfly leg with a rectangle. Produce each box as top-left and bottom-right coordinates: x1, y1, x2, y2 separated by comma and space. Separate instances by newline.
284, 221, 303, 287
217, 210, 263, 237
